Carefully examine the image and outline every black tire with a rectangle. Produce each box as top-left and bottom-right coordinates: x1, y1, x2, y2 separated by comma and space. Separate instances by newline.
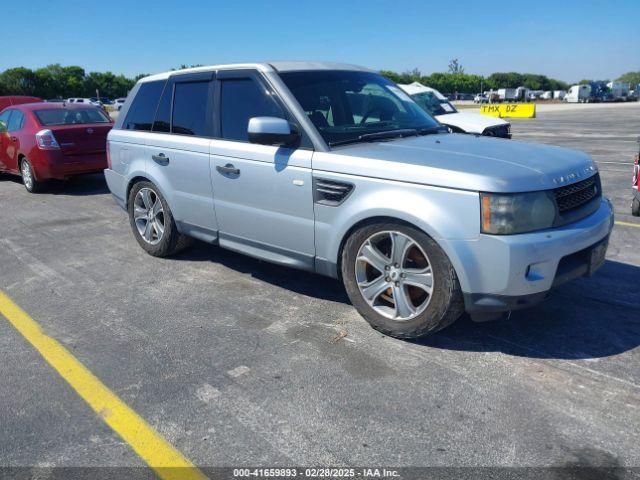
20, 158, 42, 193
341, 222, 465, 339
632, 196, 640, 217
127, 181, 193, 257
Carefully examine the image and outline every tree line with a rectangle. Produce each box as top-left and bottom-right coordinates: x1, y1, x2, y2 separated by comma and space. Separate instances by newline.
381, 69, 570, 94
1, 63, 637, 99
0, 64, 144, 99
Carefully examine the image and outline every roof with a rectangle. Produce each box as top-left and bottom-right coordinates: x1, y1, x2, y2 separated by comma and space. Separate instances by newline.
398, 82, 447, 100
139, 61, 372, 83
10, 102, 105, 112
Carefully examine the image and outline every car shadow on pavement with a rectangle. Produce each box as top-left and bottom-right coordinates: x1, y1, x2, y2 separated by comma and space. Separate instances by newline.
45, 173, 111, 196
0, 172, 109, 196
416, 260, 640, 360
174, 242, 350, 304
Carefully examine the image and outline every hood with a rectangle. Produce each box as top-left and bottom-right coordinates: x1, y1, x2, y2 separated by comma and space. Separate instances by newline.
314, 133, 597, 193
435, 112, 507, 134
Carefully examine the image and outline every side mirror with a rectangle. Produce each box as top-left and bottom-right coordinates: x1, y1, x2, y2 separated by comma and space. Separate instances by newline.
0, 121, 6, 133
248, 117, 299, 146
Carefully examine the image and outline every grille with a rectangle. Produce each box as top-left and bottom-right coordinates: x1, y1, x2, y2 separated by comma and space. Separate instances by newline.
554, 174, 600, 213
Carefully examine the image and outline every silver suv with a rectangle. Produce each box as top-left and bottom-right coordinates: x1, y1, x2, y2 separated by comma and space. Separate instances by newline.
105, 62, 614, 338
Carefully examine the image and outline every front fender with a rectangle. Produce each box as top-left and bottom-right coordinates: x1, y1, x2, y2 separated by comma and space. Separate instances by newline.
313, 173, 480, 291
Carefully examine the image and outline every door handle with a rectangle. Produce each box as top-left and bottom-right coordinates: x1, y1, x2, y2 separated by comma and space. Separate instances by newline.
216, 163, 240, 175
152, 153, 169, 165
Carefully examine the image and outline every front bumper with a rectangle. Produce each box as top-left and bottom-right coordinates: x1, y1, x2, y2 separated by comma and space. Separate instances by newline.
453, 198, 614, 314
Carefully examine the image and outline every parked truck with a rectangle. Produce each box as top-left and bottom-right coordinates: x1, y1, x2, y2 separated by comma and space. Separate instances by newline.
565, 84, 592, 103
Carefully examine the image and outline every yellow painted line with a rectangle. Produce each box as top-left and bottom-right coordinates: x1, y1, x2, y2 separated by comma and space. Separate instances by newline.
615, 221, 640, 228
0, 289, 207, 480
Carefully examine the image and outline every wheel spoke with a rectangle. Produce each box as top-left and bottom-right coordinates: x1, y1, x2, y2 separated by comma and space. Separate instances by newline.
403, 267, 433, 294
358, 241, 390, 273
359, 275, 389, 304
152, 198, 163, 217
143, 220, 153, 241
133, 205, 147, 221
390, 232, 412, 267
153, 219, 164, 238
140, 189, 152, 210
393, 285, 415, 319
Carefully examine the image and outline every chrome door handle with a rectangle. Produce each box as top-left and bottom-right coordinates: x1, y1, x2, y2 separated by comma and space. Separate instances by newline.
152, 153, 169, 165
216, 163, 240, 175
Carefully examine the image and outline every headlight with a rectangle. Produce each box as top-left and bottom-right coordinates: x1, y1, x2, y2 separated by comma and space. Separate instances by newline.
481, 191, 556, 234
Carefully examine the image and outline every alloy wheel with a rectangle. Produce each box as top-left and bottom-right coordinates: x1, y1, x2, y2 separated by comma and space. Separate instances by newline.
355, 230, 434, 321
133, 188, 165, 245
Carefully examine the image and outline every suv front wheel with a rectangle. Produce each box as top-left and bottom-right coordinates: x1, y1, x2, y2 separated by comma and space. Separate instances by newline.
127, 181, 192, 257
341, 222, 464, 338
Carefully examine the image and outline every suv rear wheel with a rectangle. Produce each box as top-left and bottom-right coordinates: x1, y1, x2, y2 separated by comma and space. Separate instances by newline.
128, 181, 192, 257
633, 196, 640, 217
341, 222, 464, 338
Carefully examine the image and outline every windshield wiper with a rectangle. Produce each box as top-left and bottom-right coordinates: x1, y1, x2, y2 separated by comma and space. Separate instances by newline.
417, 126, 448, 135
328, 127, 446, 147
328, 129, 418, 147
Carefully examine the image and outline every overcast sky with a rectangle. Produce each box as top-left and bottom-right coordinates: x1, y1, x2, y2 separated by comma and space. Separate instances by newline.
3, 0, 637, 82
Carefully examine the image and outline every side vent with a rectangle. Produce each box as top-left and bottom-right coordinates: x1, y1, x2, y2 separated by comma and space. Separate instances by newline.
313, 178, 354, 206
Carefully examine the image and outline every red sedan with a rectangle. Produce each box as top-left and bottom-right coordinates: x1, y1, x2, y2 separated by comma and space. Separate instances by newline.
0, 102, 112, 192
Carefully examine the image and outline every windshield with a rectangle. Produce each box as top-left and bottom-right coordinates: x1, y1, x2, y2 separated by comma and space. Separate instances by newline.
279, 70, 442, 146
410, 91, 458, 116
35, 108, 111, 126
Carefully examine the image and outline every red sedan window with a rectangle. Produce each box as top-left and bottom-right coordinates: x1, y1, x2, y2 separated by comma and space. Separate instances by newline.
34, 108, 110, 126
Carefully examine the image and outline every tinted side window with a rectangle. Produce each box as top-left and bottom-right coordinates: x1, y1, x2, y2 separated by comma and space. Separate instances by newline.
123, 81, 165, 131
220, 78, 284, 141
171, 81, 210, 136
7, 111, 24, 131
0, 110, 11, 130
152, 82, 172, 133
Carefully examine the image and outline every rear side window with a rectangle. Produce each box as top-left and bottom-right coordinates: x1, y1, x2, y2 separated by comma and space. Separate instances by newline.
123, 81, 165, 131
7, 111, 25, 131
220, 78, 284, 141
0, 110, 12, 130
35, 108, 110, 126
152, 82, 172, 133
171, 81, 210, 136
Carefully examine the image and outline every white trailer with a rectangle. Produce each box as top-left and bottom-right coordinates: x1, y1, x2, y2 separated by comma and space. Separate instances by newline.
553, 90, 567, 100
497, 88, 517, 102
606, 81, 631, 100
565, 84, 591, 103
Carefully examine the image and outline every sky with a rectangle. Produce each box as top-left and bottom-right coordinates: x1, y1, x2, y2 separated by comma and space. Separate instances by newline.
3, 0, 638, 82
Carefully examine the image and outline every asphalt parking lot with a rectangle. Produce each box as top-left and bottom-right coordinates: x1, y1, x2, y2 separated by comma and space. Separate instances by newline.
1, 103, 639, 477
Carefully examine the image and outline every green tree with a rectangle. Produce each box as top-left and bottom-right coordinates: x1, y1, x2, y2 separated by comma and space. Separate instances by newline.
617, 71, 640, 86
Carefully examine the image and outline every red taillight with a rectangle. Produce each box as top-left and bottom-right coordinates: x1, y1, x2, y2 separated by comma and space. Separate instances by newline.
106, 140, 112, 169
35, 129, 60, 149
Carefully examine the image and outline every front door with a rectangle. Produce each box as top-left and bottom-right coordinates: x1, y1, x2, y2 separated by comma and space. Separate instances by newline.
210, 71, 315, 270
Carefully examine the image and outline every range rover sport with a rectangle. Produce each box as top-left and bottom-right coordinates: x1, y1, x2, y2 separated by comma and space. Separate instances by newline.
105, 62, 614, 338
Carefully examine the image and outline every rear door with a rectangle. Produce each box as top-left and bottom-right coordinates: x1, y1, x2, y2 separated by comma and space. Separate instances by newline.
145, 72, 218, 239
210, 70, 315, 269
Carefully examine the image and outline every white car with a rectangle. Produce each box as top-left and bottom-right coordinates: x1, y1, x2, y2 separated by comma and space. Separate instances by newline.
66, 97, 93, 104
113, 98, 126, 111
399, 82, 511, 138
